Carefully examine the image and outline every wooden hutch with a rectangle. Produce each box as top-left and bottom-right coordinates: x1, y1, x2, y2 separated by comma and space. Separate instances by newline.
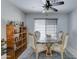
6, 21, 27, 59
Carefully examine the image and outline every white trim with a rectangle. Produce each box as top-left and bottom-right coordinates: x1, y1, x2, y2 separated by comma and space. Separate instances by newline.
1, 54, 7, 59
66, 47, 77, 58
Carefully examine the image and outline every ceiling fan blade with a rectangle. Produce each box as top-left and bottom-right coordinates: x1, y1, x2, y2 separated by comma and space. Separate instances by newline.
52, 1, 64, 6
50, 7, 58, 12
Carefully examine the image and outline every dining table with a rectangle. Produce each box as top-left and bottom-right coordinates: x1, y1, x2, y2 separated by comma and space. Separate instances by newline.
36, 38, 59, 56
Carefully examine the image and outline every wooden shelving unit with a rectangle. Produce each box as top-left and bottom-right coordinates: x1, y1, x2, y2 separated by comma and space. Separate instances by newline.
6, 22, 27, 59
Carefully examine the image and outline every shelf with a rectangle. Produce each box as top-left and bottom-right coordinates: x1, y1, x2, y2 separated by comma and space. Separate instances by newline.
14, 32, 26, 34
23, 37, 26, 39
15, 39, 22, 43
15, 37, 26, 43
16, 43, 26, 50
6, 22, 27, 59
20, 32, 26, 34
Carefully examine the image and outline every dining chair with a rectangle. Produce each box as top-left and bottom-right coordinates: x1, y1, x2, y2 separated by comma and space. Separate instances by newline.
45, 31, 64, 56
29, 31, 46, 59
51, 32, 69, 59
35, 31, 47, 59
53, 31, 64, 46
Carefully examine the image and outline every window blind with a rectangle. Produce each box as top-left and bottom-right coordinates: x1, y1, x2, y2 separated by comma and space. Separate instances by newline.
34, 19, 57, 40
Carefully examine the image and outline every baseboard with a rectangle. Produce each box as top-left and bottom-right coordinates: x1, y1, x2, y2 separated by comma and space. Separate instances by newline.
66, 47, 77, 58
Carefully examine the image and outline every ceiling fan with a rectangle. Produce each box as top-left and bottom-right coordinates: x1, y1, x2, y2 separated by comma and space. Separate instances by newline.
42, 0, 64, 12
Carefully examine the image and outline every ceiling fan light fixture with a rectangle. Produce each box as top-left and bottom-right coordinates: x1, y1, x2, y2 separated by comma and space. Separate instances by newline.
42, 9, 47, 13
42, 0, 46, 4
42, 10, 46, 13
42, 8, 50, 13
42, 0, 64, 13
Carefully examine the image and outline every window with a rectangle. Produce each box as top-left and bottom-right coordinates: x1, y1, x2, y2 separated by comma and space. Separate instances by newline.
34, 18, 57, 40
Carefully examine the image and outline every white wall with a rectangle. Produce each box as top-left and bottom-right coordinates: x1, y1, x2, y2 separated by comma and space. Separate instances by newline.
25, 13, 69, 47
1, 0, 25, 40
67, 10, 77, 58
25, 13, 69, 33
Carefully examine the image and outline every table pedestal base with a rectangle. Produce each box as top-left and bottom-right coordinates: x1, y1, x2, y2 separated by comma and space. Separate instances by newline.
46, 51, 52, 56
46, 46, 52, 56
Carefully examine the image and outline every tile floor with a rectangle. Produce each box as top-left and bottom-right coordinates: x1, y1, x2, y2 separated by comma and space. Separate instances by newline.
31, 51, 76, 59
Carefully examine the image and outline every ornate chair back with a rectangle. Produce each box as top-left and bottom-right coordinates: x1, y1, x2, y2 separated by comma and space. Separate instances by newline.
34, 31, 40, 41
58, 31, 64, 41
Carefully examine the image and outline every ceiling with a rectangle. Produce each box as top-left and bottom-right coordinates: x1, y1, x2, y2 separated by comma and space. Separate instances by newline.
8, 0, 77, 13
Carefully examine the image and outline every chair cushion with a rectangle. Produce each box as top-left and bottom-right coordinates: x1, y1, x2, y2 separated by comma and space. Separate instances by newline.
51, 45, 63, 53
36, 44, 46, 52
